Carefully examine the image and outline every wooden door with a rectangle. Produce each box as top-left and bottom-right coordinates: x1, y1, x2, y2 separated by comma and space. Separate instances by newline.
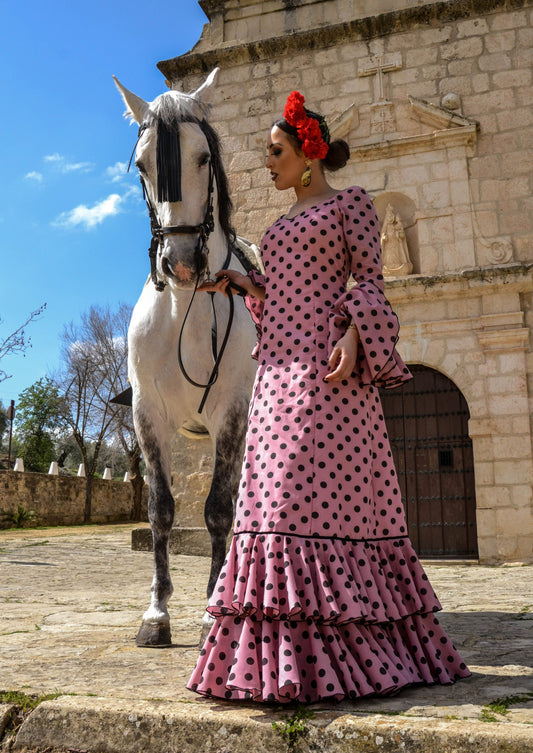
380, 365, 478, 558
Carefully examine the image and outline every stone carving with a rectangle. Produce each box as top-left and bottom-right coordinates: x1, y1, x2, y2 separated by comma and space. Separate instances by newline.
381, 204, 413, 277
488, 239, 513, 265
359, 53, 402, 135
358, 53, 402, 103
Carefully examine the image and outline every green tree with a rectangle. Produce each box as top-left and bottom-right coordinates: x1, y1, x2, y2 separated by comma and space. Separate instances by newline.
15, 377, 65, 472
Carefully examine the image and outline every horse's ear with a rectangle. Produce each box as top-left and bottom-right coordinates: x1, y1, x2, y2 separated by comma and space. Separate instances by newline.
192, 67, 220, 107
112, 76, 149, 124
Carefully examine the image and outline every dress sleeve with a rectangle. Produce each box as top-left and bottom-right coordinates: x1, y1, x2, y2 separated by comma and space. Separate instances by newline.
244, 269, 266, 361
327, 187, 412, 389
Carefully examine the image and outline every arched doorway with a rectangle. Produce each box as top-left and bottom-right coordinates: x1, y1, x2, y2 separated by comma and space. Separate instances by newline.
380, 365, 478, 558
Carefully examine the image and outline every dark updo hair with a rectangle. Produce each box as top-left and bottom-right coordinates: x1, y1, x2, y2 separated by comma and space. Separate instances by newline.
273, 116, 350, 172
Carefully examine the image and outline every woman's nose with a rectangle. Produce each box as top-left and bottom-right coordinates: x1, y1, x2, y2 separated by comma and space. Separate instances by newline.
265, 155, 272, 168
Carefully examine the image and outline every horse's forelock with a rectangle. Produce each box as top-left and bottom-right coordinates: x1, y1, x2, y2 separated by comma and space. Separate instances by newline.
141, 91, 235, 242
151, 92, 208, 128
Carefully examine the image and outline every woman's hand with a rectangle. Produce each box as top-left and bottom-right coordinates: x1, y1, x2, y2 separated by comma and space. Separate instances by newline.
197, 269, 250, 296
323, 325, 359, 382
197, 269, 265, 301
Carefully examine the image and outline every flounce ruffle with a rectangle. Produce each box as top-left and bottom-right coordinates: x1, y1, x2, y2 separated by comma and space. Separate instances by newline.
188, 533, 470, 703
328, 280, 411, 389
188, 612, 471, 703
208, 534, 441, 626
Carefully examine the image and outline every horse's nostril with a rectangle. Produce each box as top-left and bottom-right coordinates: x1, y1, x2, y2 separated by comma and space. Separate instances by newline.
162, 257, 174, 277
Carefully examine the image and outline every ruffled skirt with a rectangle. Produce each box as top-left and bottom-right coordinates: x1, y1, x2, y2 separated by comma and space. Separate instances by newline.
188, 533, 470, 703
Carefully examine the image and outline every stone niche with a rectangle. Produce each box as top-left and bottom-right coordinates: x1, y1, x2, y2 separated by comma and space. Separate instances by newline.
374, 192, 418, 276
335, 94, 479, 277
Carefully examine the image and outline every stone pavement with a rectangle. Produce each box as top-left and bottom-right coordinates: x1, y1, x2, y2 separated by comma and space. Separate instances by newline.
1, 524, 532, 752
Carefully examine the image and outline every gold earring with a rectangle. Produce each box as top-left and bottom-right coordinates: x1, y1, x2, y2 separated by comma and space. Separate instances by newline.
301, 159, 312, 187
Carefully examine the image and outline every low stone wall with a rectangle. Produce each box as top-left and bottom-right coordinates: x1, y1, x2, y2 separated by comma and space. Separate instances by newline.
0, 470, 148, 528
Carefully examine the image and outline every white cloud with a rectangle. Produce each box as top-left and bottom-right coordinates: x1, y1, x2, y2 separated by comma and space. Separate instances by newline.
25, 171, 43, 183
44, 153, 94, 174
124, 184, 143, 202
53, 194, 123, 229
105, 161, 129, 183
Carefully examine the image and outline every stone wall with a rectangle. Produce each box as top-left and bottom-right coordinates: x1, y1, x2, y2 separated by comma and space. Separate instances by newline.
0, 470, 148, 528
156, 0, 533, 563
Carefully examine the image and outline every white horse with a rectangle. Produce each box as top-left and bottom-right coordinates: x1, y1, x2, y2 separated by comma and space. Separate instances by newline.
114, 69, 258, 646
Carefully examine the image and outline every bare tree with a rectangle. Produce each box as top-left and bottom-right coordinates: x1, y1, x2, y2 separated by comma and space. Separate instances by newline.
0, 305, 46, 383
55, 303, 142, 522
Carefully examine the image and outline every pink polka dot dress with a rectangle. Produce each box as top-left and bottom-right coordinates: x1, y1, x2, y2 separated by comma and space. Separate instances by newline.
188, 186, 470, 703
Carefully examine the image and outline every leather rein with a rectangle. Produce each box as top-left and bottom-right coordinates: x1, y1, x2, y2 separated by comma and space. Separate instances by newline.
133, 120, 242, 414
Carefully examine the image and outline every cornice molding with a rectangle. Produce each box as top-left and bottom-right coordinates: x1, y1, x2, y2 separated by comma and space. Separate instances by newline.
158, 0, 533, 82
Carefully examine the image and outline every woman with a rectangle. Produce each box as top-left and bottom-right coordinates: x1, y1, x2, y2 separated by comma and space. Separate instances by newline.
188, 91, 470, 703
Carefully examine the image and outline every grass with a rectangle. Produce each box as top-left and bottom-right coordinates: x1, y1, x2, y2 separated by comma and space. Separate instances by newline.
513, 605, 532, 620
0, 690, 64, 712
272, 705, 315, 750
480, 692, 533, 722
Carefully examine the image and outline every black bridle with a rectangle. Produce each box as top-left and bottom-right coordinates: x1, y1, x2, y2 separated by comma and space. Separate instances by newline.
131, 116, 241, 413
139, 164, 215, 293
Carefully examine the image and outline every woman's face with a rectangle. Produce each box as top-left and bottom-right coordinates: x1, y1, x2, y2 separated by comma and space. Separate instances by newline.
265, 125, 306, 191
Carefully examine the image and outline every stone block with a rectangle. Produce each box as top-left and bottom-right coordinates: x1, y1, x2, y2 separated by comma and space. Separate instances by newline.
405, 46, 438, 67
493, 68, 532, 90
457, 17, 489, 37
440, 37, 483, 61
132, 526, 216, 556
494, 459, 533, 486
485, 29, 516, 53
0, 704, 14, 738
472, 73, 490, 92
421, 180, 451, 210
478, 52, 513, 72
511, 485, 533, 510
495, 506, 533, 538
474, 458, 494, 487
474, 508, 496, 539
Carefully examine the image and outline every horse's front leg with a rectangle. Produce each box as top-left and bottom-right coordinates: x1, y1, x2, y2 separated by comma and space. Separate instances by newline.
135, 417, 175, 648
200, 399, 248, 642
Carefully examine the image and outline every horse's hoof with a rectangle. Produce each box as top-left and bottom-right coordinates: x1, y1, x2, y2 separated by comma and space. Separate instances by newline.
198, 614, 215, 648
136, 620, 172, 648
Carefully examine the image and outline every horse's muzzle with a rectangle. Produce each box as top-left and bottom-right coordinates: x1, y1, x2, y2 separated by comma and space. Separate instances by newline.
161, 248, 208, 284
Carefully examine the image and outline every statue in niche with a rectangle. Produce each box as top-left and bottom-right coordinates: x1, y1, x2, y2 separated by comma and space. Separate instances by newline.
380, 204, 413, 277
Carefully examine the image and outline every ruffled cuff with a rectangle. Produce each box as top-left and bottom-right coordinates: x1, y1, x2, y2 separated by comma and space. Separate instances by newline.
328, 284, 411, 389
244, 270, 265, 360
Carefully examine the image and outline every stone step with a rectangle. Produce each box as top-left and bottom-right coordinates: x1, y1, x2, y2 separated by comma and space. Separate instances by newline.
132, 526, 212, 557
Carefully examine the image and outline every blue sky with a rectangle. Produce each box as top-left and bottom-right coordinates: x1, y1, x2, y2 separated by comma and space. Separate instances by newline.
0, 0, 208, 406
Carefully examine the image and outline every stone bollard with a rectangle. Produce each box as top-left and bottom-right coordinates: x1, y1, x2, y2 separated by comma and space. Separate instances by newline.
48, 461, 59, 475
14, 458, 25, 472
77, 464, 86, 478
103, 467, 112, 480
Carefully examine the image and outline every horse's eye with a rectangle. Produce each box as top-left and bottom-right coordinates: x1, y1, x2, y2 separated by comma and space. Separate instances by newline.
136, 161, 146, 174
199, 153, 210, 168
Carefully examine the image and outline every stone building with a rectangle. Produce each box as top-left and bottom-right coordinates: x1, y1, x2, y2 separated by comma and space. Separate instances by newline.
159, 0, 533, 563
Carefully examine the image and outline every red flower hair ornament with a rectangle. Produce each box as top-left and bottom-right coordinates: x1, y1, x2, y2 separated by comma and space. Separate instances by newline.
283, 91, 330, 161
